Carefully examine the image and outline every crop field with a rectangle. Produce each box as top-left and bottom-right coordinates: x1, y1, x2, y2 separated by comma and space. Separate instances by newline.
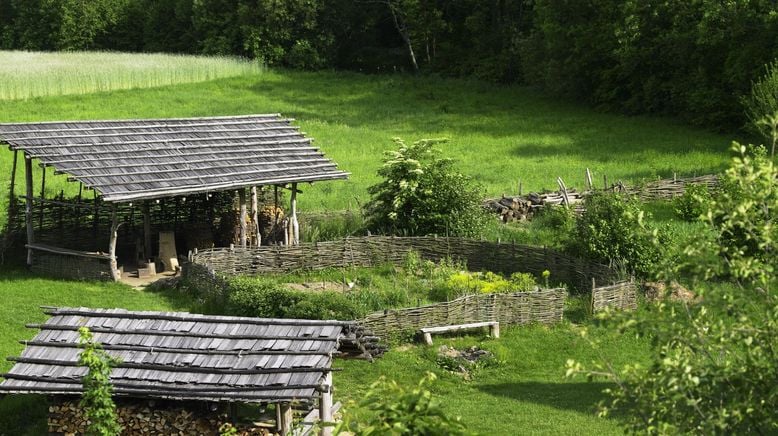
0, 51, 264, 100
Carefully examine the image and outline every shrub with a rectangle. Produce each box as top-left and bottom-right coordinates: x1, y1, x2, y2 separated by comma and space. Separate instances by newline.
224, 276, 384, 320
570, 192, 663, 279
673, 183, 712, 221
568, 143, 778, 435
364, 138, 489, 237
336, 372, 468, 435
743, 59, 778, 157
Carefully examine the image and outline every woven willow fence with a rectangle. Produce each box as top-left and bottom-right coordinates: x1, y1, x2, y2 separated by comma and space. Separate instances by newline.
591, 281, 638, 312
621, 174, 718, 200
360, 289, 566, 338
190, 236, 622, 291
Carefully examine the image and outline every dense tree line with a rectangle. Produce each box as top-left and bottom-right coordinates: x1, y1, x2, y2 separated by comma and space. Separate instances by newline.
1, 0, 776, 130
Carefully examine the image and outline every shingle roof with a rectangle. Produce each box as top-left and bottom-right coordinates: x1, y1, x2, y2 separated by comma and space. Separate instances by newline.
0, 307, 348, 403
0, 114, 349, 202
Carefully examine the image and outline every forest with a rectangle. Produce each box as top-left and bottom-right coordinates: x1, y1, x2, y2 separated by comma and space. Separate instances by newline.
1, 0, 777, 130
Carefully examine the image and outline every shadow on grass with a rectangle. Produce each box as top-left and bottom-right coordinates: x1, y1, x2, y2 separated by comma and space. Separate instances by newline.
479, 381, 612, 415
0, 394, 48, 436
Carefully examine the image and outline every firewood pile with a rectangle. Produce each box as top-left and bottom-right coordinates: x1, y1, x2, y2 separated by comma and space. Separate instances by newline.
483, 189, 586, 223
338, 324, 388, 360
49, 400, 272, 436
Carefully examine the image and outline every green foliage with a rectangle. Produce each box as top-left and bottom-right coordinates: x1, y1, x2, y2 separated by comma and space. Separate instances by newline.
364, 138, 489, 237
567, 143, 778, 435
225, 277, 363, 320
336, 372, 469, 436
77, 326, 121, 436
571, 192, 663, 278
672, 184, 712, 222
743, 59, 778, 156
431, 271, 537, 301
682, 144, 777, 285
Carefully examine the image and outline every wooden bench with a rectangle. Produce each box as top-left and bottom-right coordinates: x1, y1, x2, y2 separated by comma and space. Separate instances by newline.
419, 321, 500, 345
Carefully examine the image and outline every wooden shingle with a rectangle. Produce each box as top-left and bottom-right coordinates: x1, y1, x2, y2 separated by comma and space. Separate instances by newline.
0, 114, 349, 202
0, 307, 349, 403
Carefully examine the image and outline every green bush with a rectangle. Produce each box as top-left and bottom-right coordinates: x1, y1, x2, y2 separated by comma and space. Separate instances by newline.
225, 277, 364, 320
364, 138, 489, 238
570, 192, 663, 279
673, 184, 712, 222
336, 372, 468, 436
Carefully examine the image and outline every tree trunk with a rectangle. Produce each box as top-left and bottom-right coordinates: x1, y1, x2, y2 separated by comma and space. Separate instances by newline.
387, 1, 419, 73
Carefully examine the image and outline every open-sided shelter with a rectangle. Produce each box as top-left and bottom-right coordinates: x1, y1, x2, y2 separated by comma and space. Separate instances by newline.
0, 114, 348, 281
0, 307, 347, 434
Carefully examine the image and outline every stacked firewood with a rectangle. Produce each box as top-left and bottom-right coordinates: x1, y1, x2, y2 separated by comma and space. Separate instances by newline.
339, 325, 388, 360
49, 401, 271, 436
483, 189, 586, 223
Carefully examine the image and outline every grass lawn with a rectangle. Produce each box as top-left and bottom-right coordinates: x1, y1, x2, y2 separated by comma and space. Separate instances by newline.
0, 68, 737, 225
0, 265, 649, 435
336, 323, 649, 435
0, 267, 190, 435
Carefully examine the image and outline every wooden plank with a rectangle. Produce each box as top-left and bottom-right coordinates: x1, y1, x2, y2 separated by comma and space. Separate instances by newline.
277, 403, 293, 435
420, 321, 498, 334
0, 113, 284, 128
25, 244, 110, 260
16, 131, 302, 149
319, 372, 333, 436
109, 203, 120, 281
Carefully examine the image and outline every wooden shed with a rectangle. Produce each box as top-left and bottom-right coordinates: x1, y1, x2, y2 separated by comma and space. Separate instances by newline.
0, 307, 347, 435
0, 114, 349, 281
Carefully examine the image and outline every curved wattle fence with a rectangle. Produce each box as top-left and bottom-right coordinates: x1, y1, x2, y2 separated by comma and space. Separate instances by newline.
186, 236, 639, 337
189, 236, 622, 291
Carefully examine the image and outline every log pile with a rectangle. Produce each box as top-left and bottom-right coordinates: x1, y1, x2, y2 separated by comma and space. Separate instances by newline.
483, 189, 586, 223
49, 400, 271, 436
338, 324, 388, 360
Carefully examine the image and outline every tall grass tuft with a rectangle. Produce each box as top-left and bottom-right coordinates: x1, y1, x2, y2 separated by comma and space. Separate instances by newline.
0, 51, 264, 100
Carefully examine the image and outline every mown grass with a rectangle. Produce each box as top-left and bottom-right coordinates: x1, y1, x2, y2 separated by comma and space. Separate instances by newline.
0, 51, 264, 100
336, 323, 649, 435
0, 69, 737, 227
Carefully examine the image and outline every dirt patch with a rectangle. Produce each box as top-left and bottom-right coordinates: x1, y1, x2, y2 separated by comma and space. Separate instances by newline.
285, 281, 352, 293
436, 345, 495, 379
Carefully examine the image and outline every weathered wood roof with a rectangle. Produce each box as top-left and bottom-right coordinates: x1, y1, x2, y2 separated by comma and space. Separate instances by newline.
0, 114, 349, 202
0, 307, 348, 403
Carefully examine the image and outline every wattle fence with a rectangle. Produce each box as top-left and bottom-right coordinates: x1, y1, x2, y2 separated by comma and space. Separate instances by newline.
189, 236, 622, 292
185, 236, 640, 337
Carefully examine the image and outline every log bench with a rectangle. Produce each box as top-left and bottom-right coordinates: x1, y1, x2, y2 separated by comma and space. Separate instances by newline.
419, 321, 500, 345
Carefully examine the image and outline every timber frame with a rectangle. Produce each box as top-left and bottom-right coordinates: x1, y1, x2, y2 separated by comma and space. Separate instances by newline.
0, 114, 349, 281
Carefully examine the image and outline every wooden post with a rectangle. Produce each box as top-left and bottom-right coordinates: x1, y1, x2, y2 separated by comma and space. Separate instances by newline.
24, 156, 34, 266
9, 150, 17, 199
109, 203, 121, 281
291, 182, 299, 245
585, 168, 593, 191
239, 188, 247, 248
319, 372, 333, 436
276, 402, 293, 435
251, 186, 260, 246
142, 201, 151, 261
38, 165, 46, 230
490, 323, 500, 339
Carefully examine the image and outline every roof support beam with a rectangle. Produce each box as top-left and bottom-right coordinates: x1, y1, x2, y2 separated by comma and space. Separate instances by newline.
239, 188, 247, 248
319, 372, 333, 436
109, 204, 121, 281
24, 156, 34, 266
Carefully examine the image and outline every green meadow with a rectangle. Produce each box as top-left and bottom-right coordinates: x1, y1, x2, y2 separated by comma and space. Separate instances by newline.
0, 68, 735, 223
0, 54, 737, 434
